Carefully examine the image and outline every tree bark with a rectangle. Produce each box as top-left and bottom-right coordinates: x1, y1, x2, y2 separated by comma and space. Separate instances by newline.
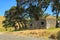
5, 27, 8, 31
56, 11, 59, 28
14, 26, 17, 31
23, 21, 27, 29
34, 13, 39, 20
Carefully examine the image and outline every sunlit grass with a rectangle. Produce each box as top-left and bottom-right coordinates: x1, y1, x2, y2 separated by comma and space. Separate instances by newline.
4, 28, 60, 38
0, 16, 5, 32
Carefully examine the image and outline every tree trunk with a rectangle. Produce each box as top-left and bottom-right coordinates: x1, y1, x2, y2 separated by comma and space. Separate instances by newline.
5, 27, 7, 31
34, 13, 39, 20
23, 21, 27, 29
56, 11, 59, 28
13, 23, 17, 31
14, 26, 17, 31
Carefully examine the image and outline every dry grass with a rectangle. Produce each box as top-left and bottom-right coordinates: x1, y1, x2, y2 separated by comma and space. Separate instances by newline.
4, 28, 60, 38
0, 16, 14, 32
0, 16, 6, 32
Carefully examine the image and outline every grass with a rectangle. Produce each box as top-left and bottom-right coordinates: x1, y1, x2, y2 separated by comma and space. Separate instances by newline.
4, 28, 60, 38
0, 16, 5, 32
0, 16, 14, 32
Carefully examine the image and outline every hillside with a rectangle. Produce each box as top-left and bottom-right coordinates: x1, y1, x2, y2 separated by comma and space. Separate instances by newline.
0, 16, 5, 31
0, 16, 15, 31
0, 16, 5, 26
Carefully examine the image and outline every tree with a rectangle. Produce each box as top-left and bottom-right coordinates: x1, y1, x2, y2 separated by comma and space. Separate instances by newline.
26, 4, 42, 20
38, 0, 50, 11
42, 13, 50, 18
3, 20, 15, 31
51, 0, 60, 27
4, 6, 20, 30
4, 6, 29, 30
3, 10, 17, 31
16, 0, 51, 20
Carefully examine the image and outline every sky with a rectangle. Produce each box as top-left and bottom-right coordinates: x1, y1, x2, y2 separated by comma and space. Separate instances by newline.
45, 4, 53, 15
0, 0, 53, 16
0, 0, 16, 16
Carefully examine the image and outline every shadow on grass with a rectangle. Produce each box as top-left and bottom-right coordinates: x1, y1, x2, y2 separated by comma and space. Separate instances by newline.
49, 31, 60, 40
56, 31, 60, 40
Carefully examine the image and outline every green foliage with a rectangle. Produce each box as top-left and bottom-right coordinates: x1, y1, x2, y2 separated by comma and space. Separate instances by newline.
26, 5, 42, 20
3, 6, 29, 31
58, 17, 60, 20
42, 13, 50, 18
